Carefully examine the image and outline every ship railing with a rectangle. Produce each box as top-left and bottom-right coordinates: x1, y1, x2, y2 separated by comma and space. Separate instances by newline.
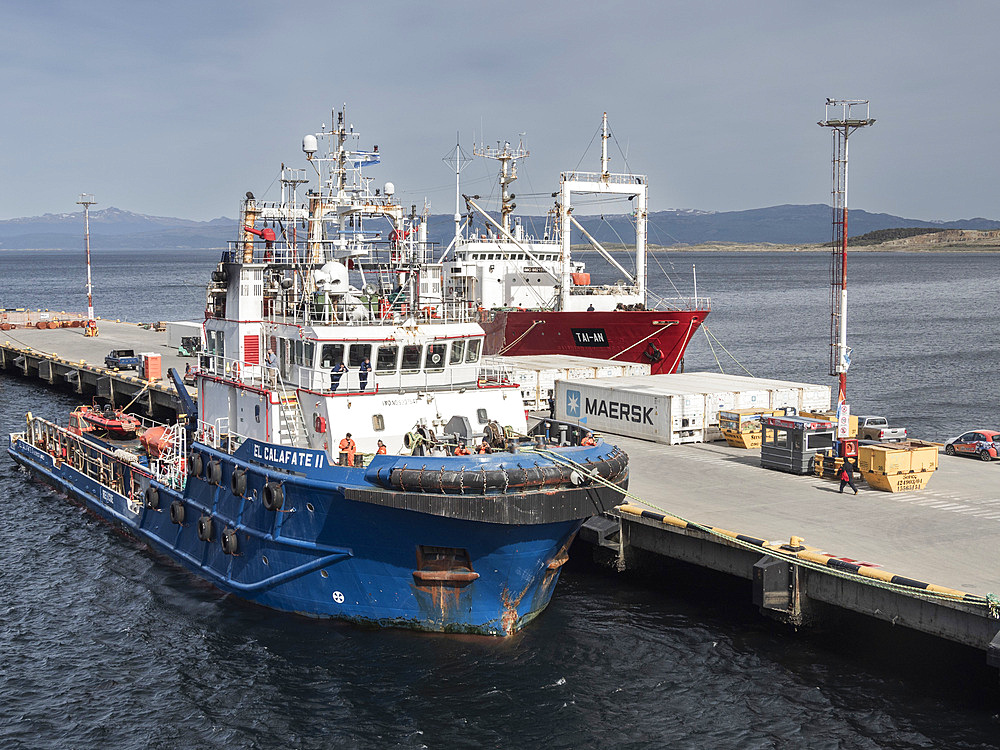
196, 416, 233, 452
22, 414, 155, 500
223, 239, 438, 267
265, 298, 481, 328
559, 170, 646, 186
650, 295, 712, 312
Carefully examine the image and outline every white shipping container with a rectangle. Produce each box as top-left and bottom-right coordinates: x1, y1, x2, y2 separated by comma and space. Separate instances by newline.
484, 355, 651, 410
552, 372, 831, 445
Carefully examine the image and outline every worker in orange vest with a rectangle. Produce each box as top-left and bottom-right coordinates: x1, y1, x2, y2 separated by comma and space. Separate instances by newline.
454, 442, 471, 456
477, 441, 492, 454
581, 432, 597, 446
376, 439, 387, 455
339, 432, 357, 466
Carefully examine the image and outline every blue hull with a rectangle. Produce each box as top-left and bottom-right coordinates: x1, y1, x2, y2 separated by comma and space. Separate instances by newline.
9, 432, 625, 635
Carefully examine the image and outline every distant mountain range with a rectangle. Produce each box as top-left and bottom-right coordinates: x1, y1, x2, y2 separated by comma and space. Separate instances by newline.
2, 205, 999, 250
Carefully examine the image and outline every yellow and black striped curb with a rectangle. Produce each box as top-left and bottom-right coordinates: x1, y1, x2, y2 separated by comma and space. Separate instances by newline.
617, 503, 985, 605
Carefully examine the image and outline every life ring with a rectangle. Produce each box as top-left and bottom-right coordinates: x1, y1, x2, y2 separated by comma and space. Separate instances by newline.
221, 528, 239, 555
197, 515, 214, 542
262, 482, 284, 511
169, 500, 185, 525
204, 424, 216, 444
314, 414, 328, 433
144, 486, 160, 510
230, 467, 247, 497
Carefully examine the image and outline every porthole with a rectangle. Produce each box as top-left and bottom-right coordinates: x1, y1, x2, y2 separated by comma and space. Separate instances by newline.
262, 555, 269, 566
320, 570, 329, 578
306, 502, 315, 512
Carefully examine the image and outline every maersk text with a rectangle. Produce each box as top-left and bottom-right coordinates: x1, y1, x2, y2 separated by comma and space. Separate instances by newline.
585, 398, 654, 425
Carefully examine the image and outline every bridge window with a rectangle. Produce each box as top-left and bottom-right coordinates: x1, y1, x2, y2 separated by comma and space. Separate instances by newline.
477, 408, 489, 424
425, 343, 447, 372
449, 339, 465, 365
401, 344, 422, 373
320, 344, 344, 369
349, 343, 372, 368
376, 345, 398, 373
465, 338, 482, 363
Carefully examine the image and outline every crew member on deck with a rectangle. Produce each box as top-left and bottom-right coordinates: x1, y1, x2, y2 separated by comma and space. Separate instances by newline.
376, 439, 387, 455
359, 357, 372, 391
339, 433, 356, 466
477, 440, 492, 454
455, 442, 471, 456
331, 361, 347, 392
586, 303, 595, 312
581, 432, 597, 446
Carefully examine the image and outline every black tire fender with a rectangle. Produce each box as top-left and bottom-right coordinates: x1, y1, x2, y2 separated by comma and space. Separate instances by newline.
262, 482, 284, 511
207, 460, 223, 486
197, 515, 214, 542
188, 452, 204, 477
144, 486, 160, 510
221, 528, 239, 555
169, 500, 185, 525
231, 467, 247, 497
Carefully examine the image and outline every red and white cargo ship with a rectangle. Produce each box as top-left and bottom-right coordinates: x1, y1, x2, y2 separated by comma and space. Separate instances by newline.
423, 114, 709, 374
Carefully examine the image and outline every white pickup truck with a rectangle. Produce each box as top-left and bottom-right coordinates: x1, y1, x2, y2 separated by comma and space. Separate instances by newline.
857, 415, 908, 442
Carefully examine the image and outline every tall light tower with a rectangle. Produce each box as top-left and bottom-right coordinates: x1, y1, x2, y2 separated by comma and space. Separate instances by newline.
77, 193, 99, 337
818, 100, 874, 416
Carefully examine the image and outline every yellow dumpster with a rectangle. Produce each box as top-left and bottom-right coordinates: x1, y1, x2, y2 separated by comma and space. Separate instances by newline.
719, 408, 776, 449
857, 441, 939, 492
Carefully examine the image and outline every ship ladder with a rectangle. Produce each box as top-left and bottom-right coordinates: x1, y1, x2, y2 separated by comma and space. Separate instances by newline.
274, 372, 309, 448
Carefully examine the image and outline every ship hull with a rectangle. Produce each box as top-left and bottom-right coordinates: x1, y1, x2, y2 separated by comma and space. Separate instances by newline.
482, 309, 709, 375
9, 430, 625, 636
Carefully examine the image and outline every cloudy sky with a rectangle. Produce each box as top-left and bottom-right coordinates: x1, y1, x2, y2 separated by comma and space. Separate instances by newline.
3, 1, 998, 222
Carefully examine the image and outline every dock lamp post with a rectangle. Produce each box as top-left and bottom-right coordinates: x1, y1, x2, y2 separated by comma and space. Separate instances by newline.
77, 194, 99, 337
818, 100, 874, 436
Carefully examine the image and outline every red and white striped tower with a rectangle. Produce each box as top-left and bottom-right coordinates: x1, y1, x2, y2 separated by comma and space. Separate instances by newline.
818, 100, 874, 423
77, 193, 99, 337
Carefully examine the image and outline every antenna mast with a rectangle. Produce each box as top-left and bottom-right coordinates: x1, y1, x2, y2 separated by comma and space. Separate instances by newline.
474, 138, 529, 233
443, 135, 472, 244
77, 193, 99, 337
818, 99, 875, 407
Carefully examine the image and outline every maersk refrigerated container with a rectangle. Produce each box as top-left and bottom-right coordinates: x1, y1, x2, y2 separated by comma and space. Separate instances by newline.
553, 372, 831, 445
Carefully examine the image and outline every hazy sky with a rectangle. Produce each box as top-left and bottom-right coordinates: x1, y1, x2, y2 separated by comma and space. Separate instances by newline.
3, 1, 999, 222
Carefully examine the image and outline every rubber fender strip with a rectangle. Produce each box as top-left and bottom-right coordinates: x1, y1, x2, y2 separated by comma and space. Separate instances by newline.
735, 534, 768, 547
827, 558, 861, 574
888, 575, 930, 590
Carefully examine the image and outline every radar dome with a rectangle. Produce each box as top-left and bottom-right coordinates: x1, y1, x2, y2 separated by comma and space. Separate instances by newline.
302, 134, 318, 155
383, 182, 395, 196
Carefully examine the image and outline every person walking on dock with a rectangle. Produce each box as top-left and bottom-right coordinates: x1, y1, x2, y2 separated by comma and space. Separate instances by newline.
839, 456, 859, 495
359, 357, 372, 391
331, 360, 347, 392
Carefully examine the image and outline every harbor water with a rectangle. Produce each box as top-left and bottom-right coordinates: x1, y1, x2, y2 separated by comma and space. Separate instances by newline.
2, 247, 1000, 747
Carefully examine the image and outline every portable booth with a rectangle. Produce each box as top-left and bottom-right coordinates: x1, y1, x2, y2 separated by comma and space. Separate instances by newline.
760, 415, 836, 475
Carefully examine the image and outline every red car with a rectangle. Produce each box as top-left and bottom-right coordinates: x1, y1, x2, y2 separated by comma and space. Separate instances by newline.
945, 430, 1000, 461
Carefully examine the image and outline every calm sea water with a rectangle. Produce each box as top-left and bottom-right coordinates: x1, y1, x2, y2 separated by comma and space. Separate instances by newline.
2, 247, 999, 748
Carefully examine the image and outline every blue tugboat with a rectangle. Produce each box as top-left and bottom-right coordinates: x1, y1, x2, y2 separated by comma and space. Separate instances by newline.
8, 107, 628, 635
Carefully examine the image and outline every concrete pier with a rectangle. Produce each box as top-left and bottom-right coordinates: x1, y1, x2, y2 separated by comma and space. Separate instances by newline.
0, 318, 195, 419
577, 433, 1000, 666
